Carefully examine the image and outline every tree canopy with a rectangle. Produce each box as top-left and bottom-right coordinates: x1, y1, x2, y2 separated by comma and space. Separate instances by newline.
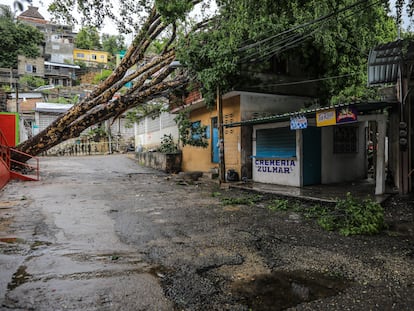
176, 0, 398, 104
102, 34, 126, 56
75, 26, 102, 50
0, 5, 44, 68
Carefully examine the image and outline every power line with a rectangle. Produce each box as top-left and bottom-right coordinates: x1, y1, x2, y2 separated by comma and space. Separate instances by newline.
237, 0, 382, 62
248, 72, 360, 88
237, 0, 374, 53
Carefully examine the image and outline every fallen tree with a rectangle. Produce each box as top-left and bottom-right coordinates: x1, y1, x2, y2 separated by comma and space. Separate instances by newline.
14, 3, 194, 160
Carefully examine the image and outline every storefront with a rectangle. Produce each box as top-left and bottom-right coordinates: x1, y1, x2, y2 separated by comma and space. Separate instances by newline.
228, 102, 392, 194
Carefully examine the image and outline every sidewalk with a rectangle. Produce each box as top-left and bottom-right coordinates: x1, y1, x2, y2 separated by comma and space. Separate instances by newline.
228, 178, 391, 204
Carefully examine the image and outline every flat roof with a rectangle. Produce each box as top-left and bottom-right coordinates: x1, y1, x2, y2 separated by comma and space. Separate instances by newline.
44, 61, 80, 69
35, 102, 73, 113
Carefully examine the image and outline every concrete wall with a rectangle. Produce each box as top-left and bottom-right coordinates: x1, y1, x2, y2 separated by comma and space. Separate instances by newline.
135, 152, 182, 173
181, 106, 218, 173
134, 112, 179, 150
240, 92, 310, 120
321, 123, 367, 184
18, 56, 45, 78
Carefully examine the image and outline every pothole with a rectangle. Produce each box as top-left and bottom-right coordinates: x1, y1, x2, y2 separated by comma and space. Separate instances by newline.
7, 265, 32, 290
231, 270, 350, 310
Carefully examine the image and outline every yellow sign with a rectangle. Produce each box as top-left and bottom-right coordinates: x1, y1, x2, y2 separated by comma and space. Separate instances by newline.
316, 109, 336, 127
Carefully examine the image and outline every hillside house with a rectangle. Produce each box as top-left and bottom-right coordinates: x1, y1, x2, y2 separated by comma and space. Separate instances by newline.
73, 49, 110, 67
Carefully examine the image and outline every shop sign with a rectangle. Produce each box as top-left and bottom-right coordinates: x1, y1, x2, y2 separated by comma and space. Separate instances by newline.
336, 106, 358, 124
254, 159, 295, 174
316, 109, 336, 127
290, 115, 308, 130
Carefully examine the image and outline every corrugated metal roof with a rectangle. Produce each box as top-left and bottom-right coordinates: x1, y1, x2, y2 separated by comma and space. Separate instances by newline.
35, 102, 73, 113
368, 39, 414, 85
224, 101, 393, 128
44, 61, 80, 69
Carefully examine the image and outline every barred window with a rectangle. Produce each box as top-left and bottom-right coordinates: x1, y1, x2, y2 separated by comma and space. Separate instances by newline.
333, 126, 358, 153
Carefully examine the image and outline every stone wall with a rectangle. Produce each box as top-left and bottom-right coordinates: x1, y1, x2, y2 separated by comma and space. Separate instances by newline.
135, 152, 182, 173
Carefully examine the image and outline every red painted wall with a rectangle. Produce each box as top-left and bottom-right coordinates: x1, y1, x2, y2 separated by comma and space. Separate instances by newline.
0, 114, 18, 146
0, 158, 9, 189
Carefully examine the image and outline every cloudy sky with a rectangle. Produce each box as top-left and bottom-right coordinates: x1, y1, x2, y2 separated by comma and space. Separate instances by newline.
2, 0, 412, 33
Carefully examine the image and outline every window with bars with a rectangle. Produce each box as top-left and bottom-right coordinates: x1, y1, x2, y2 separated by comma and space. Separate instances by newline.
333, 126, 358, 153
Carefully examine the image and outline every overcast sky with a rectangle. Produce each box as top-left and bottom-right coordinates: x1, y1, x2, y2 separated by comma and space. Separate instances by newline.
2, 0, 412, 34
1, 0, 120, 35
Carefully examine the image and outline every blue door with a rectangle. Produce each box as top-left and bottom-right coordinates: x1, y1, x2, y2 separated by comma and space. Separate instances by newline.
212, 118, 219, 163
303, 127, 321, 185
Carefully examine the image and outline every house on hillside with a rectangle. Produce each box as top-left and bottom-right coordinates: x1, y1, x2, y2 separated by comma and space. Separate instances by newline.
73, 49, 110, 68
16, 6, 80, 87
18, 6, 76, 64
17, 56, 80, 87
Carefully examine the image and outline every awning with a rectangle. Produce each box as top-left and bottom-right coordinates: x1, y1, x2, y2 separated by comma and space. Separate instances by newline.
224, 101, 394, 128
368, 39, 414, 86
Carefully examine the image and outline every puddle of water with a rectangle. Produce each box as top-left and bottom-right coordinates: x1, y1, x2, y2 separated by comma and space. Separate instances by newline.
231, 270, 350, 310
7, 265, 32, 290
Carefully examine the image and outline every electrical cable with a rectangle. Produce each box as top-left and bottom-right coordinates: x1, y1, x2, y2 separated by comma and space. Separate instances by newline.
237, 0, 383, 62
237, 0, 377, 53
248, 72, 360, 88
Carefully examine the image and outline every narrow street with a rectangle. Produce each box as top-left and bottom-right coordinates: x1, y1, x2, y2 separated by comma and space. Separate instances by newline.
0, 155, 414, 310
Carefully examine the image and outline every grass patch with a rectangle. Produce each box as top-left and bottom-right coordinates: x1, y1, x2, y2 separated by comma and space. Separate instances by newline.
220, 194, 263, 206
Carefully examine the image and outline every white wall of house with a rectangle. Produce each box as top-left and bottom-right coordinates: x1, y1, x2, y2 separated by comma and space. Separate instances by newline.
109, 117, 134, 141
252, 122, 301, 186
134, 111, 179, 150
238, 92, 311, 118
320, 123, 367, 184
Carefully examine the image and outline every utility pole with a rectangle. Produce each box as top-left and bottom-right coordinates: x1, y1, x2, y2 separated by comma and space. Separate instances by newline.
217, 86, 226, 183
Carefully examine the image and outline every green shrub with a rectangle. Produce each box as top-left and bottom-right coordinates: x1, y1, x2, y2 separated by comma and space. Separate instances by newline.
307, 193, 385, 236
267, 199, 289, 211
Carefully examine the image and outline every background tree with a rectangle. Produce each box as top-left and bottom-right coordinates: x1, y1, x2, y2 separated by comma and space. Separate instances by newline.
19, 75, 46, 90
0, 4, 44, 68
101, 34, 126, 68
102, 34, 125, 55
177, 0, 397, 105
75, 26, 102, 50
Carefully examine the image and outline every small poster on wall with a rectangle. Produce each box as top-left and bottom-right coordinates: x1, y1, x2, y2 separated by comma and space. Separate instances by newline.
316, 109, 336, 127
336, 106, 358, 124
290, 115, 308, 130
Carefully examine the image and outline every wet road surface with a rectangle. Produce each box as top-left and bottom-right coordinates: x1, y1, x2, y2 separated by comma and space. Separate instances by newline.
0, 155, 413, 310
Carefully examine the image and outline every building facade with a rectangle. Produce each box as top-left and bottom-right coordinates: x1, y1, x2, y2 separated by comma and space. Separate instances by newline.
73, 49, 109, 67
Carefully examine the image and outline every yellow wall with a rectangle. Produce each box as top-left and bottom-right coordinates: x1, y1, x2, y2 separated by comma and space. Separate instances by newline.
222, 96, 241, 175
182, 107, 216, 172
181, 96, 242, 176
73, 49, 109, 65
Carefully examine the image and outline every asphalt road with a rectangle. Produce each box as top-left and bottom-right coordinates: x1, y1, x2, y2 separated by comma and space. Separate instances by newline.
1, 155, 413, 310
0, 155, 176, 310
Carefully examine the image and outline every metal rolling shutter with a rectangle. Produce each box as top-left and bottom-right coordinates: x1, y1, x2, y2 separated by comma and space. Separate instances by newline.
256, 127, 296, 158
